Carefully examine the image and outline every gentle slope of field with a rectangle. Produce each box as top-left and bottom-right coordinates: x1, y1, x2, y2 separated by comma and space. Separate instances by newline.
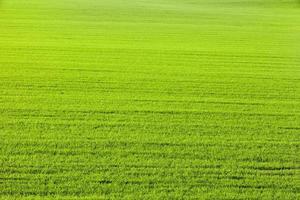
0, 0, 299, 199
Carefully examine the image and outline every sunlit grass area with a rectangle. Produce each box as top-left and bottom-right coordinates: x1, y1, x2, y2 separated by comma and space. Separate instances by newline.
0, 0, 299, 199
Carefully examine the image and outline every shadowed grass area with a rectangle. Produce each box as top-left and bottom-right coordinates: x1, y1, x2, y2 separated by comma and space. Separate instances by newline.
0, 0, 299, 199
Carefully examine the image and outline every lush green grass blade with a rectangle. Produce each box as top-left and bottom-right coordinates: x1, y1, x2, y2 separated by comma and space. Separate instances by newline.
0, 0, 300, 199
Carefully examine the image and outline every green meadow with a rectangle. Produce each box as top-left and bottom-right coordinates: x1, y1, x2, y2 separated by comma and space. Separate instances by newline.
0, 0, 299, 199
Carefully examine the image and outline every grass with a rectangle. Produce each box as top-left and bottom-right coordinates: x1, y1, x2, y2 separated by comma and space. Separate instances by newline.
0, 0, 300, 199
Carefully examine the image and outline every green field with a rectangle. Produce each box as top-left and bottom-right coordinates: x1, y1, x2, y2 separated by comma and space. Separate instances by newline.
0, 0, 300, 199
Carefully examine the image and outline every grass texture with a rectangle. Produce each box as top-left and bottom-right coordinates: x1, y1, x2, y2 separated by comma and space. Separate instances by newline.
0, 0, 300, 199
